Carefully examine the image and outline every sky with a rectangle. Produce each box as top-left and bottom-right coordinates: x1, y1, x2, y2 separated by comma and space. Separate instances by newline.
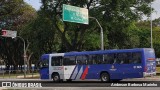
151, 0, 160, 20
24, 0, 41, 10
24, 0, 160, 20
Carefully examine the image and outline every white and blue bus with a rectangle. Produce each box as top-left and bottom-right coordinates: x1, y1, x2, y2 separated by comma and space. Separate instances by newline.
38, 48, 156, 82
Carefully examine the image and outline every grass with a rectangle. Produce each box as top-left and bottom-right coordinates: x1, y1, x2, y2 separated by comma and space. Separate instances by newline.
0, 72, 40, 79
156, 66, 160, 73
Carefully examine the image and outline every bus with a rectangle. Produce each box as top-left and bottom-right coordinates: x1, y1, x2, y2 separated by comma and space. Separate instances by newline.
38, 48, 156, 82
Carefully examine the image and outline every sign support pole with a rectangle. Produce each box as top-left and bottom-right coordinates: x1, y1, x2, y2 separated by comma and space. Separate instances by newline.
16, 36, 26, 78
12, 36, 26, 78
89, 17, 104, 50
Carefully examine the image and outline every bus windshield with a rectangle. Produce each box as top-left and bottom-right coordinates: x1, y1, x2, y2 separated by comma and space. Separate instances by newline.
39, 59, 49, 68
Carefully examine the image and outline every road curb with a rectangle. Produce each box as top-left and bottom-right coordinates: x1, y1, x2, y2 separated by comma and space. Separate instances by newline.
133, 76, 160, 80
16, 75, 39, 79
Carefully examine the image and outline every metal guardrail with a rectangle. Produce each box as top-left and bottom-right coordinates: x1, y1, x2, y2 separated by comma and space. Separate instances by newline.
0, 69, 40, 79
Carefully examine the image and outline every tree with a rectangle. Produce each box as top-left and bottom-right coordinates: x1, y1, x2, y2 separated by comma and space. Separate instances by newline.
0, 0, 36, 72
39, 0, 108, 52
39, 0, 154, 50
21, 0, 156, 65
152, 18, 160, 57
135, 18, 160, 57
98, 0, 154, 49
21, 10, 61, 62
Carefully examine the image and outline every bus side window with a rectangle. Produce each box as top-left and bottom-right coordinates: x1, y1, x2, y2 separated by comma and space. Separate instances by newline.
91, 55, 100, 64
98, 55, 103, 64
76, 55, 88, 65
92, 55, 97, 64
89, 55, 103, 64
132, 52, 141, 64
114, 53, 121, 64
76, 56, 82, 64
104, 53, 115, 64
116, 53, 131, 64
83, 55, 89, 65
125, 53, 132, 64
94, 55, 103, 64
63, 56, 76, 65
51, 56, 62, 66
88, 55, 93, 64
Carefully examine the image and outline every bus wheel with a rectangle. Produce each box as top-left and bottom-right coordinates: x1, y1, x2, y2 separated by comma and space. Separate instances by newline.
100, 72, 110, 82
52, 73, 60, 82
111, 79, 121, 82
66, 79, 72, 82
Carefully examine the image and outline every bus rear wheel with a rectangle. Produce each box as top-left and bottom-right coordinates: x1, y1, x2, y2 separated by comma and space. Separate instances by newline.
52, 73, 60, 82
100, 72, 110, 82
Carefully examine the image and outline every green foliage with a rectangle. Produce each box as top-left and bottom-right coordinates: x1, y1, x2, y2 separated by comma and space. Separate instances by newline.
2, 0, 160, 69
152, 18, 160, 57
21, 11, 61, 60
37, 0, 154, 51
0, 0, 36, 71
136, 19, 160, 57
99, 0, 154, 49
0, 0, 36, 30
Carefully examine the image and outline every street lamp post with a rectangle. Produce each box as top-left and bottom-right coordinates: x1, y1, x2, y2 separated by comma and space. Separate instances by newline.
89, 17, 104, 50
14, 36, 26, 78
150, 3, 153, 48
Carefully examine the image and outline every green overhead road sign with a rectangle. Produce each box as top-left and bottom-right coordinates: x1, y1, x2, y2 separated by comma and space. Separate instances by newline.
63, 4, 88, 24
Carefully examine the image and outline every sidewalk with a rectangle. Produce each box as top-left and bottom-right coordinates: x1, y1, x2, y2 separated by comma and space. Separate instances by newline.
0, 74, 40, 79
127, 75, 160, 81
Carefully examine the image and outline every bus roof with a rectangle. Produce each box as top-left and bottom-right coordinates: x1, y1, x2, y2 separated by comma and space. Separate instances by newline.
40, 54, 50, 60
41, 48, 153, 57
64, 48, 153, 56
41, 53, 64, 58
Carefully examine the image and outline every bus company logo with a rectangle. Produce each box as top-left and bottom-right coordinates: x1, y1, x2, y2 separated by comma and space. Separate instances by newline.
2, 82, 11, 87
1, 82, 42, 88
110, 65, 117, 71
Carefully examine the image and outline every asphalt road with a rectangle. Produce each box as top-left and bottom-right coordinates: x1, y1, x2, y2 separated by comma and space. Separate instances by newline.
0, 78, 160, 90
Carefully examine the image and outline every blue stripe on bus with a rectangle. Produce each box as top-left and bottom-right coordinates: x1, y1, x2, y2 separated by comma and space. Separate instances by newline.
70, 65, 78, 79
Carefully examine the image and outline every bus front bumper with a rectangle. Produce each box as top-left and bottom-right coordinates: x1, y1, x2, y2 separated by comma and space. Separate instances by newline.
143, 72, 156, 77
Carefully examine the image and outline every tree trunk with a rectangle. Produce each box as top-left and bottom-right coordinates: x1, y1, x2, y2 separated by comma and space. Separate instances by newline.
26, 52, 33, 74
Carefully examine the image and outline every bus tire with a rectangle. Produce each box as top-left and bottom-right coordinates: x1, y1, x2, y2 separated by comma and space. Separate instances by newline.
52, 73, 60, 82
100, 72, 110, 82
111, 79, 121, 82
66, 79, 72, 82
